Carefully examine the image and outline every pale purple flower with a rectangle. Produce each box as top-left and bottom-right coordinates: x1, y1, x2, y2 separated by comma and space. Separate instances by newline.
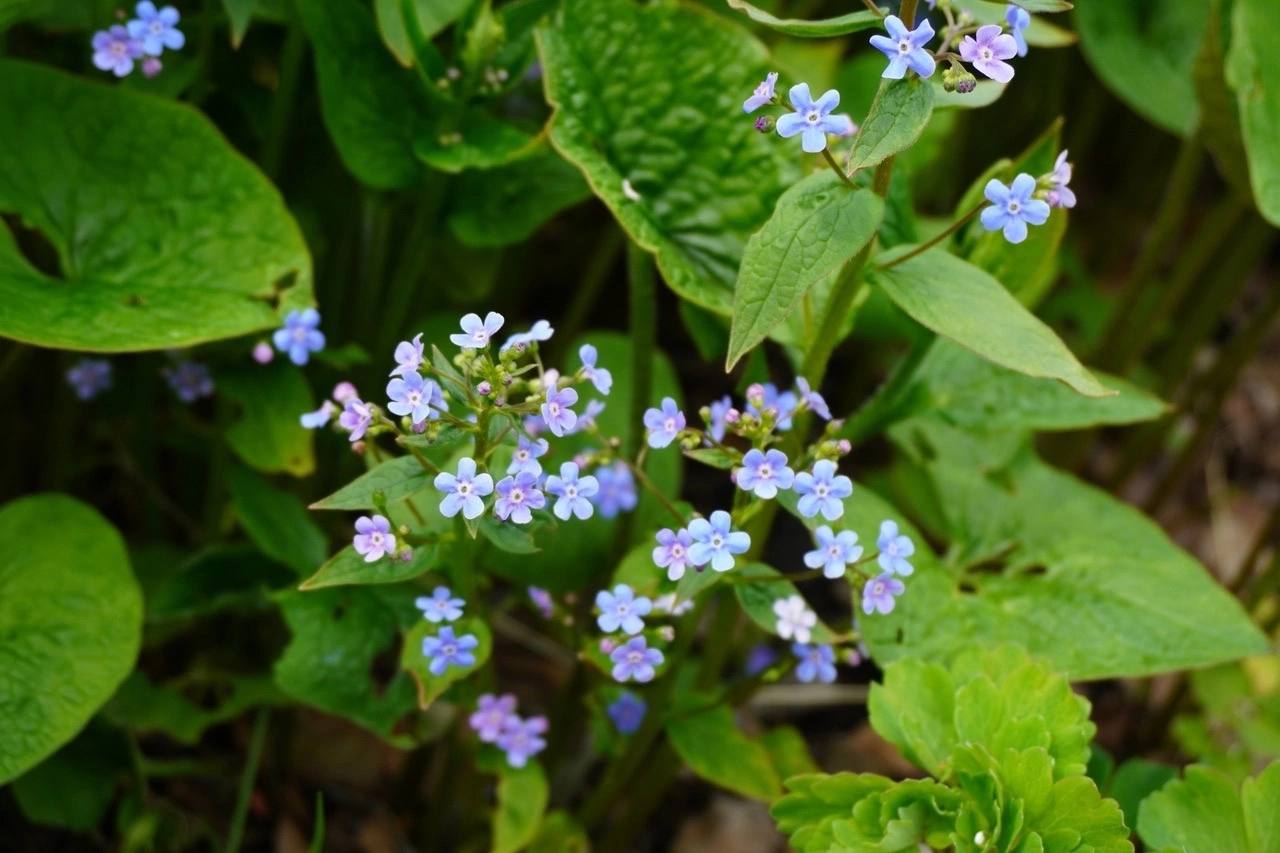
528, 586, 553, 618
386, 371, 443, 425
434, 457, 494, 519
493, 471, 545, 524
1006, 4, 1031, 57
300, 400, 337, 429
804, 525, 864, 579
66, 358, 112, 400
794, 460, 853, 521
450, 311, 504, 349
332, 381, 358, 403
960, 25, 1017, 84
141, 56, 162, 77
508, 436, 549, 476
541, 386, 579, 437
653, 527, 695, 581
164, 361, 213, 403
708, 395, 733, 442
422, 626, 479, 675
775, 83, 855, 154
390, 333, 424, 377
876, 520, 915, 576
793, 643, 837, 683
610, 636, 664, 683
643, 397, 685, 449
272, 308, 325, 366
688, 510, 750, 573
773, 595, 817, 644
795, 377, 831, 420
735, 448, 795, 499
469, 693, 517, 742
415, 586, 464, 623
92, 25, 143, 76
252, 341, 273, 364
579, 344, 613, 395
743, 71, 778, 113
744, 644, 778, 676
569, 399, 606, 435
502, 320, 554, 353
595, 584, 652, 635
338, 397, 374, 442
523, 414, 544, 436
545, 462, 599, 520
980, 173, 1051, 244
747, 383, 798, 430
608, 692, 647, 734
353, 514, 395, 562
128, 2, 184, 56
593, 463, 637, 518
497, 715, 547, 768
869, 15, 936, 80
862, 573, 906, 615
1046, 150, 1076, 209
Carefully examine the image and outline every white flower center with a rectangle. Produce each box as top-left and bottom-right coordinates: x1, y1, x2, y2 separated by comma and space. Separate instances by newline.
458, 482, 471, 495
805, 111, 820, 125
472, 331, 488, 343
407, 391, 421, 405
873, 582, 885, 594
664, 417, 676, 432
151, 20, 164, 34
1007, 200, 1022, 214
711, 535, 724, 548
442, 643, 457, 656
671, 544, 684, 558
617, 603, 629, 614
758, 464, 773, 479
549, 403, 561, 416
829, 546, 841, 558
979, 47, 993, 61
815, 484, 829, 496
628, 651, 643, 663
897, 39, 911, 54
370, 533, 383, 546
112, 42, 126, 55
510, 489, 524, 503
516, 450, 528, 461
565, 486, 577, 497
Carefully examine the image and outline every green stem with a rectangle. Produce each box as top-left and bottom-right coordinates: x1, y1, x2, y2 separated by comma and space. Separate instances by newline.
625, 242, 656, 458
224, 709, 269, 853
554, 227, 624, 361
877, 202, 985, 271
260, 10, 306, 181
822, 148, 855, 187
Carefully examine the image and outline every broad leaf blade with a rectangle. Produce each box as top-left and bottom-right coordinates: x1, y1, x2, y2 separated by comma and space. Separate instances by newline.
725, 0, 883, 37
1227, 0, 1280, 226
667, 704, 781, 801
846, 77, 935, 175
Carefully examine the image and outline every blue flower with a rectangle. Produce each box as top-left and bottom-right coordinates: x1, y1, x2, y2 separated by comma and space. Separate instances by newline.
688, 510, 750, 573
607, 692, 647, 734
501, 319, 554, 353
353, 514, 395, 561
653, 527, 694, 581
1047, 150, 1076, 209
545, 462, 599, 520
595, 584, 653, 635
508, 436, 549, 476
1006, 4, 1031, 57
390, 333, 424, 377
793, 643, 837, 683
128, 2, 184, 56
980, 173, 1051, 244
795, 377, 831, 420
610, 636, 664, 683
386, 371, 443, 425
747, 383, 798, 430
643, 397, 685, 448
422, 625, 479, 676
876, 520, 915, 576
91, 25, 143, 76
707, 395, 733, 442
494, 471, 545, 524
497, 715, 548, 768
569, 399, 606, 435
528, 586, 554, 619
416, 586, 464, 623
272, 308, 325, 365
66, 358, 112, 400
744, 644, 778, 676
862, 573, 906, 615
164, 361, 214, 403
337, 397, 374, 442
579, 344, 613, 395
434, 457, 494, 520
735, 448, 795, 499
804, 526, 864, 579
469, 693, 517, 742
592, 463, 637, 518
869, 15, 936, 80
541, 386, 579, 437
775, 83, 855, 154
793, 460, 853, 521
743, 71, 778, 113
300, 401, 337, 429
450, 311, 504, 349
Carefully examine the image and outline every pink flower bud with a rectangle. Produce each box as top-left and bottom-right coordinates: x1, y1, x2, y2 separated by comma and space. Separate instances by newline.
142, 57, 163, 78
332, 381, 358, 403
252, 341, 274, 364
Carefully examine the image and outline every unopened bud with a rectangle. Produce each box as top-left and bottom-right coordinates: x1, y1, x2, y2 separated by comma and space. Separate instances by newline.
333, 381, 358, 403
599, 637, 618, 654
754, 115, 775, 133
724, 408, 741, 424
955, 71, 978, 93
657, 626, 676, 642
837, 439, 852, 454
746, 383, 765, 405
252, 341, 274, 364
477, 381, 492, 396
351, 440, 366, 455
142, 57, 163, 78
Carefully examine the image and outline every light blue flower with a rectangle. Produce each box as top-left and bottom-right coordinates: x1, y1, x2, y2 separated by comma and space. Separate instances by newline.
708, 395, 733, 442
653, 527, 694, 581
502, 319, 554, 353
541, 386, 579, 437
795, 377, 831, 420
595, 584, 653, 635
747, 383, 798, 430
416, 586, 464, 623
1006, 4, 1031, 57
545, 462, 599, 520
422, 626, 478, 676
862, 573, 905, 615
869, 15, 936, 80
592, 463, 637, 518
793, 643, 836, 683
643, 397, 685, 448
508, 436, 549, 476
272, 308, 325, 365
980, 173, 1051, 244
450, 311, 504, 349
386, 371, 443, 425
579, 344, 613, 395
66, 358, 112, 401
92, 25, 143, 76
390, 333, 424, 377
128, 2, 184, 56
494, 472, 545, 524
735, 448, 795, 499
876, 520, 915, 576
568, 399, 606, 435
607, 692, 647, 734
434, 457, 494, 520
353, 514, 395, 561
743, 71, 778, 113
793, 460, 853, 521
300, 401, 337, 429
775, 83, 855, 154
610, 636, 663, 683
688, 510, 750, 573
469, 693, 517, 742
338, 397, 373, 442
497, 715, 548, 768
804, 525, 863, 579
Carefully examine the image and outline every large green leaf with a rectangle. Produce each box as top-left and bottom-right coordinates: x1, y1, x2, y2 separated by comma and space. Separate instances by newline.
0, 60, 311, 351
724, 0, 882, 37
219, 364, 315, 477
728, 177, 882, 368
10, 720, 129, 831
773, 774, 961, 853
0, 494, 142, 784
1194, 0, 1252, 198
1138, 762, 1280, 853
300, 544, 438, 590
494, 762, 550, 853
846, 77, 936, 175
1075, 0, 1208, 136
871, 248, 1110, 397
1227, 0, 1280, 226
310, 455, 433, 511
732, 563, 839, 644
667, 704, 781, 801
538, 0, 794, 315
227, 465, 327, 576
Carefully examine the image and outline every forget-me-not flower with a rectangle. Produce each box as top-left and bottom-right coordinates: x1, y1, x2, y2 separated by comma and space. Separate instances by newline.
545, 462, 599, 520
434, 457, 494, 520
794, 460, 853, 521
735, 448, 795, 499
707, 395, 733, 442
795, 377, 831, 420
386, 372, 443, 425
1046, 150, 1076, 209
67, 359, 112, 400
300, 401, 337, 429
497, 715, 547, 768
92, 25, 143, 76
960, 25, 1018, 84
494, 471, 545, 524
688, 510, 750, 573
643, 397, 685, 448
353, 514, 395, 562
793, 643, 837, 683
870, 15, 936, 80
805, 525, 864, 579
593, 463, 637, 518
450, 311, 504, 349
607, 692, 647, 734
876, 520, 915, 576
610, 636, 664, 683
1006, 4, 1031, 57
422, 626, 478, 675
164, 361, 214, 403
570, 399, 606, 435
272, 308, 325, 366
502, 320, 554, 353
653, 527, 695, 581
541, 385, 579, 437
338, 397, 374, 442
128, 2, 184, 56
416, 586, 464, 623
743, 71, 778, 113
595, 584, 653, 635
390, 333, 424, 377
747, 383, 798, 430
980, 173, 1051, 244
508, 436, 549, 476
745, 644, 778, 676
862, 573, 906, 615
773, 595, 817, 644
528, 586, 554, 619
775, 83, 854, 154
469, 693, 517, 742
579, 344, 613, 395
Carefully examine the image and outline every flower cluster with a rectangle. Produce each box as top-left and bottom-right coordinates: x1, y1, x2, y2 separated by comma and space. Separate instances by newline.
979, 150, 1076, 244
92, 2, 183, 78
66, 359, 113, 401
593, 584, 664, 683
469, 693, 548, 768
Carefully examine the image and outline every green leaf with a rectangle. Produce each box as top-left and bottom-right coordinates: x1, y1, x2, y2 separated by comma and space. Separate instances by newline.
1076, 0, 1208, 136
683, 446, 741, 470
1227, 0, 1280, 226
762, 725, 820, 781
401, 616, 493, 709
933, 80, 1008, 110
478, 517, 540, 554
724, 0, 883, 37
1194, 0, 1252, 198
227, 465, 327, 576
772, 773, 895, 852
1011, 0, 1072, 12
871, 248, 1111, 398
222, 0, 257, 47
1107, 759, 1177, 830
147, 546, 295, 622
732, 563, 838, 644
219, 364, 316, 477
104, 671, 283, 745
1138, 765, 1251, 853
494, 762, 550, 853
528, 811, 589, 853
846, 77, 935, 175
299, 544, 438, 590
11, 720, 129, 831
728, 177, 883, 368
538, 0, 793, 315
0, 494, 142, 784
375, 0, 469, 65
274, 587, 418, 742
310, 455, 433, 511
0, 60, 312, 351
1243, 761, 1280, 852
667, 704, 781, 801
